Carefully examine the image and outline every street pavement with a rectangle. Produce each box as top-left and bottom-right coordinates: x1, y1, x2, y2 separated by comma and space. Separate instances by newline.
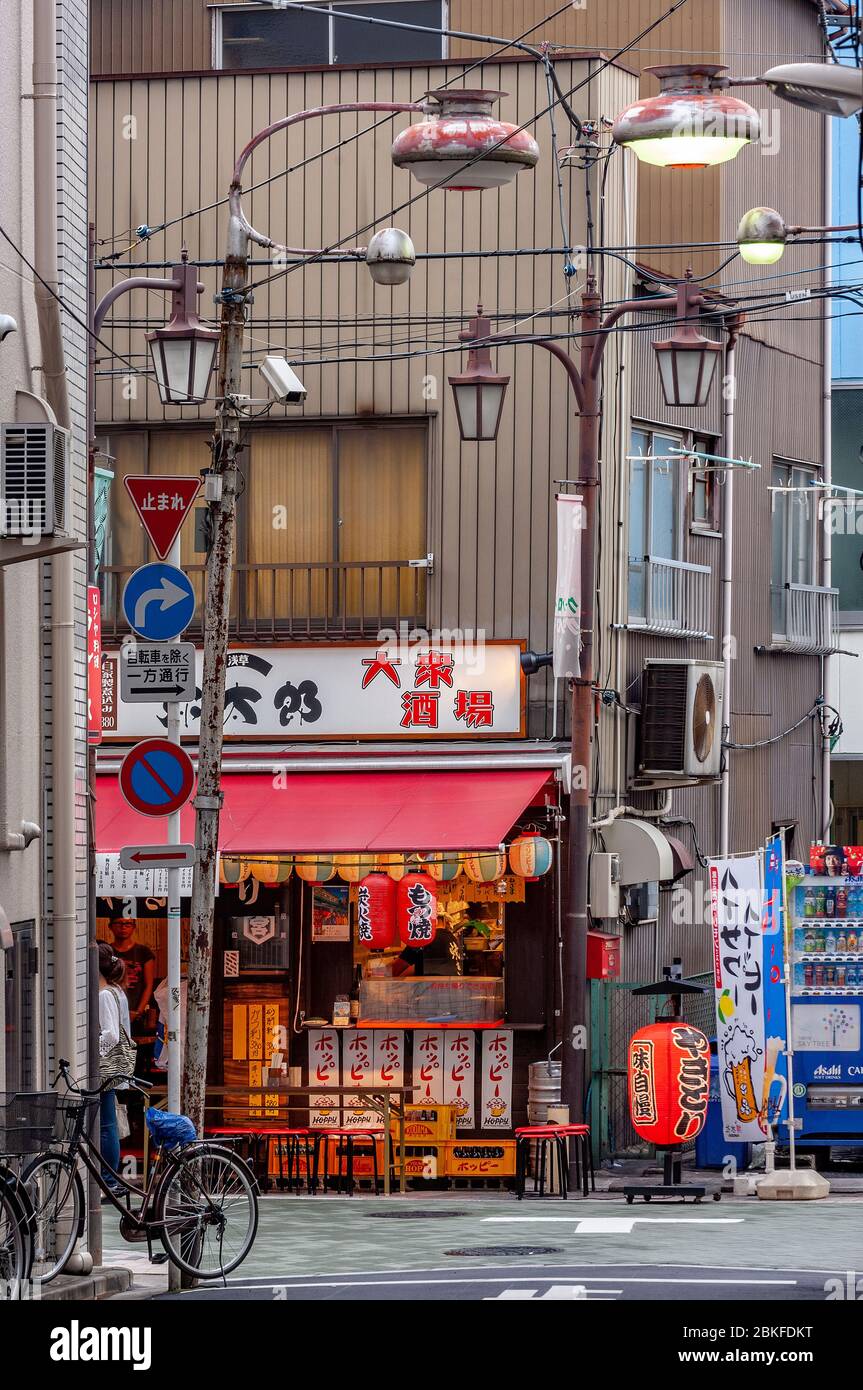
101, 1192, 863, 1301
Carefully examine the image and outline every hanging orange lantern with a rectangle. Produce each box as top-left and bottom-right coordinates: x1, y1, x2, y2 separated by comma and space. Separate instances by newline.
509, 831, 553, 880
295, 853, 335, 884
463, 850, 506, 883
219, 855, 251, 885
382, 852, 407, 882
357, 872, 397, 950
421, 850, 462, 882
249, 855, 293, 885
396, 872, 438, 949
628, 1022, 710, 1146
335, 852, 378, 882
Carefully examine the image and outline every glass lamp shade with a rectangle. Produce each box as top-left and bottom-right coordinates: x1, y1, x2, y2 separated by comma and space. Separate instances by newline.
738, 240, 786, 265
391, 89, 539, 193
623, 134, 749, 169
147, 326, 220, 405
449, 375, 509, 442
652, 331, 722, 407
612, 65, 760, 171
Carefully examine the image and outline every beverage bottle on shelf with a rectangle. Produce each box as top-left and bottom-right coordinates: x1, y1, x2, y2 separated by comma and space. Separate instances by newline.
815, 964, 825, 986
837, 887, 848, 918
349, 965, 362, 1023
815, 928, 826, 952
837, 931, 847, 954
826, 888, 836, 918
826, 965, 836, 987
847, 927, 858, 953
837, 965, 846, 988
815, 888, 826, 917
803, 888, 816, 918
804, 930, 816, 954
825, 930, 837, 955
804, 962, 814, 988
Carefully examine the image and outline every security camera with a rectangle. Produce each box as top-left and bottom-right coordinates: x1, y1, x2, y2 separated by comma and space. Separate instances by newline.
0, 315, 18, 342
258, 356, 307, 404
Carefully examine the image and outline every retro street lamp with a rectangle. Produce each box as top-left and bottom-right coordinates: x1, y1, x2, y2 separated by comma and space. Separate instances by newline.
736, 206, 863, 265
612, 61, 862, 169
449, 272, 729, 1125
392, 89, 539, 190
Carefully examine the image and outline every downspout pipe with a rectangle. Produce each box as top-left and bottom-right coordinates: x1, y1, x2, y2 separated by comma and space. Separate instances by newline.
33, 0, 78, 1075
821, 112, 833, 842
719, 317, 742, 857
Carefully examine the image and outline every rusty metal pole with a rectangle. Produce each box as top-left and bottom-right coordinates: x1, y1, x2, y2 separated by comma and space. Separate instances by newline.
562, 283, 602, 1125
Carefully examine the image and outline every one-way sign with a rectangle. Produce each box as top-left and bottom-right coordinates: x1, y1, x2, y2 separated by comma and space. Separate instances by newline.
121, 642, 196, 703
119, 844, 198, 871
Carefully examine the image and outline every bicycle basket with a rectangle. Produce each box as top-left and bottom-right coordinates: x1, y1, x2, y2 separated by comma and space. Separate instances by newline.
54, 1093, 95, 1145
146, 1109, 197, 1149
0, 1092, 59, 1155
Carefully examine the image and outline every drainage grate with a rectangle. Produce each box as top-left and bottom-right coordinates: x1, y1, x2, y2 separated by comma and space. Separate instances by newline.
444, 1246, 564, 1257
366, 1210, 470, 1220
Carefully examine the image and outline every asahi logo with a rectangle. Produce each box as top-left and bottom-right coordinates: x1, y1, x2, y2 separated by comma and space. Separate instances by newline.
49, 1321, 152, 1371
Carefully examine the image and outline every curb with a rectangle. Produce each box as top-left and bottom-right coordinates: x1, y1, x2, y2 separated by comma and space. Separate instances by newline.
38, 1266, 133, 1302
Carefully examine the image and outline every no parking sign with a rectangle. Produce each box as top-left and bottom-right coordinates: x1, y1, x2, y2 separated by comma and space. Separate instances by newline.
119, 737, 195, 818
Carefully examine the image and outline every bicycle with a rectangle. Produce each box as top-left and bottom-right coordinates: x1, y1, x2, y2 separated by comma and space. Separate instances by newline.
0, 1091, 58, 1297
22, 1060, 259, 1283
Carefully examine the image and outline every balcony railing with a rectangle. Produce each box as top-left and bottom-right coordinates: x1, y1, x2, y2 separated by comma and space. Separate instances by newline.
771, 582, 838, 653
627, 555, 713, 639
99, 558, 430, 642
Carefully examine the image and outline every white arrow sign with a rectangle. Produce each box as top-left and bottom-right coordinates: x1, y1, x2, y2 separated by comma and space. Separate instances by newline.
120, 641, 196, 704
119, 844, 197, 872
134, 576, 189, 631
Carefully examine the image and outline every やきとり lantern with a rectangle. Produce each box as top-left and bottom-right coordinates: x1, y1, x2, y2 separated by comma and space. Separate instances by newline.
508, 831, 553, 880
628, 1021, 710, 1146
356, 872, 397, 951
397, 872, 438, 948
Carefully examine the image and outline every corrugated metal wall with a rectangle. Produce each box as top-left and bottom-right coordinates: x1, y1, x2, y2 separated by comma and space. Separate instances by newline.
90, 56, 635, 726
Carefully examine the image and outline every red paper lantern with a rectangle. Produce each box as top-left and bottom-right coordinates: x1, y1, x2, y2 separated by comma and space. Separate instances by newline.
628, 1021, 710, 1146
396, 872, 438, 949
356, 873, 396, 950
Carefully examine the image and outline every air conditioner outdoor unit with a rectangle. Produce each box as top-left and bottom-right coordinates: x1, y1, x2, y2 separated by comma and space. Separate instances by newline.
637, 658, 725, 780
0, 422, 70, 537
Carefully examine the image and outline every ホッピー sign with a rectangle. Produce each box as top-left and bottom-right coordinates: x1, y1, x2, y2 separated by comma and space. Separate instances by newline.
119, 738, 195, 818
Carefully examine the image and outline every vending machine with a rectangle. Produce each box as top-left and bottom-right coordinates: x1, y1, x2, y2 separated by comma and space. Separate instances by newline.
787, 846, 863, 1164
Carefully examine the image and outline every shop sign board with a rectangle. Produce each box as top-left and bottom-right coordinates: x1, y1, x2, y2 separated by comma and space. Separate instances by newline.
342, 1029, 379, 1129
124, 475, 201, 560
444, 1031, 477, 1129
413, 1029, 445, 1104
374, 1030, 404, 1089
95, 853, 197, 898
99, 641, 525, 740
480, 1029, 514, 1130
120, 642, 196, 704
709, 853, 768, 1143
308, 1028, 341, 1128
87, 585, 102, 746
121, 562, 196, 642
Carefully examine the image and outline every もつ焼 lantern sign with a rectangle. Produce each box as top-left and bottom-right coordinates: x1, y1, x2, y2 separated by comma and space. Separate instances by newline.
397, 872, 438, 948
628, 1022, 710, 1147
356, 872, 396, 950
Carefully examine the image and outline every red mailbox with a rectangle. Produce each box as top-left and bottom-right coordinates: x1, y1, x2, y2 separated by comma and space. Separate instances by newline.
587, 931, 621, 980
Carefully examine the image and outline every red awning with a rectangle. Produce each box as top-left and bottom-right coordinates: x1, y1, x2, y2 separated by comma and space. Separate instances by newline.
96, 768, 553, 854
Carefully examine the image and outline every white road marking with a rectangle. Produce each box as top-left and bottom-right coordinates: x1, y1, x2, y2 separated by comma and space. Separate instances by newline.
483, 1216, 744, 1234
257, 1274, 796, 1293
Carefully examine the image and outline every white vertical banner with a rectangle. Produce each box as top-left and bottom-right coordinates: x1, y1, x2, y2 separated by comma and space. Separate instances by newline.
709, 853, 769, 1143
480, 1029, 514, 1130
308, 1028, 341, 1128
412, 1028, 445, 1103
342, 1029, 379, 1129
444, 1031, 477, 1129
373, 1030, 404, 1090
553, 493, 584, 679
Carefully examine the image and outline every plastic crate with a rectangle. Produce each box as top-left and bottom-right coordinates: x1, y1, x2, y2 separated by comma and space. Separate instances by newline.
394, 1104, 457, 1143
0, 1092, 59, 1155
443, 1140, 516, 1178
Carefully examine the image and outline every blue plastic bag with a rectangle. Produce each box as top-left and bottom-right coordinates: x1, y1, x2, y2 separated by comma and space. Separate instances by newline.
146, 1108, 197, 1149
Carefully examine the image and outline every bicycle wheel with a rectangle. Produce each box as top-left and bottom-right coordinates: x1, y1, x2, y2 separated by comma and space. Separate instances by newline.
22, 1153, 85, 1283
0, 1177, 29, 1300
155, 1143, 258, 1280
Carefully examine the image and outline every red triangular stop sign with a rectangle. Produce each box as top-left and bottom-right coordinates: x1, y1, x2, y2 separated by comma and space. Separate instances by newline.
124, 475, 202, 559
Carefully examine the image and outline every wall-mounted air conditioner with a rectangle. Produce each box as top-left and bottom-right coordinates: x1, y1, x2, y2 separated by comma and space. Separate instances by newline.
637, 658, 725, 781
0, 422, 70, 537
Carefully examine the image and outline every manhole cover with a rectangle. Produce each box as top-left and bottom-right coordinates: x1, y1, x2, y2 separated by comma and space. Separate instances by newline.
366, 1210, 470, 1220
444, 1246, 564, 1257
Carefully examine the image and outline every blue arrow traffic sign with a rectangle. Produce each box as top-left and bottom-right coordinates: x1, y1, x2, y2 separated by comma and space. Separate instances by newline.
122, 562, 196, 641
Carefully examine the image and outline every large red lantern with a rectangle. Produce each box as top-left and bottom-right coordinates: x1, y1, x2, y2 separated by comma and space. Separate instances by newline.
356, 873, 396, 950
396, 872, 438, 949
628, 1021, 710, 1146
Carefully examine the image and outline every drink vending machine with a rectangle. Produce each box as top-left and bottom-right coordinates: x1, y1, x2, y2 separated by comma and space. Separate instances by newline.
787, 846, 863, 1165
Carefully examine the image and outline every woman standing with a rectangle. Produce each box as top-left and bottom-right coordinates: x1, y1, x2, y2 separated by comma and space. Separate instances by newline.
98, 943, 134, 1190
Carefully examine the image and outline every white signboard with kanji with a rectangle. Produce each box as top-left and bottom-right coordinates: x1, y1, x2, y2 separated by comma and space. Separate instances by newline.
342, 1029, 380, 1129
100, 642, 525, 740
709, 854, 769, 1143
308, 1028, 341, 1128
412, 1028, 445, 1104
120, 642, 196, 704
373, 1030, 405, 1090
480, 1029, 514, 1130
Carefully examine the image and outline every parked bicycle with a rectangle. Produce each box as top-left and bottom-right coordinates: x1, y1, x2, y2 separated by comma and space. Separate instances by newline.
12, 1061, 259, 1289
0, 1091, 58, 1297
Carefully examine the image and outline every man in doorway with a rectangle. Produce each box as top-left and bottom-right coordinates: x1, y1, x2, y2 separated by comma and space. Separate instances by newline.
108, 914, 156, 1046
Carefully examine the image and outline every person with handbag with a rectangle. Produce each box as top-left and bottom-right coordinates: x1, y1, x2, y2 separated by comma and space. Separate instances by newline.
98, 943, 136, 1191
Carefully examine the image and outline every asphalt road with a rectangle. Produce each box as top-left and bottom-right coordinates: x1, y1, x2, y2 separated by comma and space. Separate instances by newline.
163, 1262, 844, 1301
